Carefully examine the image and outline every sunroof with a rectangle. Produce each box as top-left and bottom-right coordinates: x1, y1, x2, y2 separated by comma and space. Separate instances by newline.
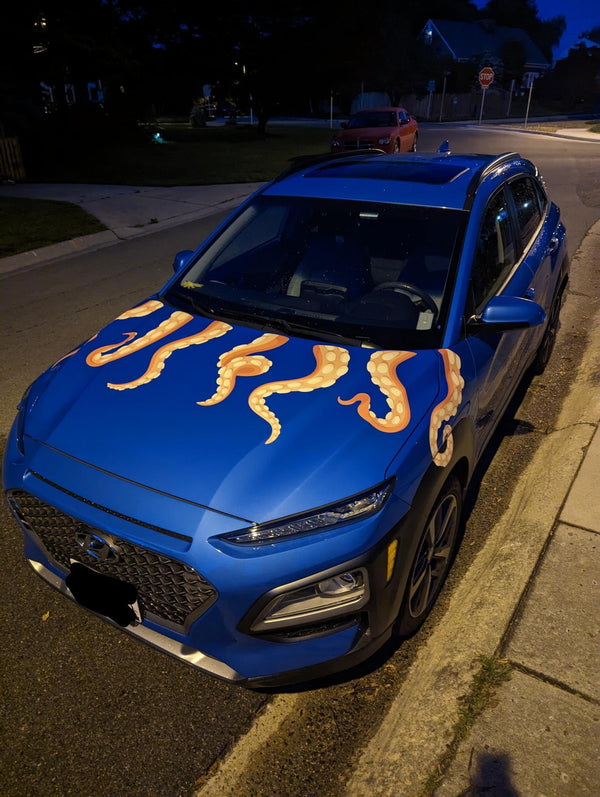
309, 160, 469, 185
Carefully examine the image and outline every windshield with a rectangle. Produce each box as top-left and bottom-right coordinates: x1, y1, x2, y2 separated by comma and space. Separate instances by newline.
163, 195, 466, 349
348, 111, 397, 129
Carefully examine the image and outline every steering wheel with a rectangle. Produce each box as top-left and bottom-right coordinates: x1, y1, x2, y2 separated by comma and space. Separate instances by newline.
373, 281, 439, 320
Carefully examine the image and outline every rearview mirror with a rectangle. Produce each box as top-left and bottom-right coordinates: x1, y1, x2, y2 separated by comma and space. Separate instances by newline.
172, 250, 194, 272
468, 295, 546, 332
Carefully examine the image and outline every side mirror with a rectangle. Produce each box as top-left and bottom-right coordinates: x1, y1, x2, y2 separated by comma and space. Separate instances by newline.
341, 121, 348, 129
172, 249, 194, 272
467, 295, 546, 332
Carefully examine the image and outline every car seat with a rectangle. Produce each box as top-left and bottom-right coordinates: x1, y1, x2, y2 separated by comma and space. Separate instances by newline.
286, 235, 372, 311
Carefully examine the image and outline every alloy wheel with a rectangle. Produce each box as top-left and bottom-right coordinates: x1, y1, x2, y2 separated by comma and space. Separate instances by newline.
408, 491, 459, 619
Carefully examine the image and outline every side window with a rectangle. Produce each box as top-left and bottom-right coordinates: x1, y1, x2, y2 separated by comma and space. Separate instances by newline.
469, 190, 516, 314
509, 177, 542, 251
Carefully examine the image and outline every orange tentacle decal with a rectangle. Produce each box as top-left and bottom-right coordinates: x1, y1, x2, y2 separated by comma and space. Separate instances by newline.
338, 350, 416, 432
86, 311, 194, 367
116, 300, 164, 319
197, 333, 289, 407
248, 345, 350, 444
429, 349, 464, 467
107, 321, 232, 391
52, 333, 99, 367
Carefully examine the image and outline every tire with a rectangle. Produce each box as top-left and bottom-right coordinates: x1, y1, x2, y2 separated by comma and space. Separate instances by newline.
395, 475, 462, 637
393, 139, 400, 153
411, 133, 418, 152
531, 285, 564, 375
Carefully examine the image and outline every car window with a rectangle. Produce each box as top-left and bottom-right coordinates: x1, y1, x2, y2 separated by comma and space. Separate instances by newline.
469, 190, 516, 313
169, 196, 466, 349
509, 177, 543, 251
348, 112, 395, 129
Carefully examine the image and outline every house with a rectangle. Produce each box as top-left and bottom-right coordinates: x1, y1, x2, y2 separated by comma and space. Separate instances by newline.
419, 19, 551, 86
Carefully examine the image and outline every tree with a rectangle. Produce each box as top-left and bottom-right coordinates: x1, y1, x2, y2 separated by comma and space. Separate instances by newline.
478, 0, 565, 61
537, 40, 600, 112
581, 27, 600, 46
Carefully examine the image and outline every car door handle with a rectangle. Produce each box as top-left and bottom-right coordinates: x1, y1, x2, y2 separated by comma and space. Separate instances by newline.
546, 236, 560, 255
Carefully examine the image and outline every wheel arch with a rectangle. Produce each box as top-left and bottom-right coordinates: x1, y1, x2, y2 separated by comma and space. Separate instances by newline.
367, 418, 475, 638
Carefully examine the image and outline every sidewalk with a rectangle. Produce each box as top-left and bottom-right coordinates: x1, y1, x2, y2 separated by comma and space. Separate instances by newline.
433, 427, 600, 795
0, 182, 264, 275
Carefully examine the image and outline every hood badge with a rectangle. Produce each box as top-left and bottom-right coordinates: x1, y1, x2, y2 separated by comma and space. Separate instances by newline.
75, 530, 120, 563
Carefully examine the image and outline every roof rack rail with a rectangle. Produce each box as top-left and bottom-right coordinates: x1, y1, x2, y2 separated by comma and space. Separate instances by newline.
272, 148, 385, 183
463, 151, 521, 210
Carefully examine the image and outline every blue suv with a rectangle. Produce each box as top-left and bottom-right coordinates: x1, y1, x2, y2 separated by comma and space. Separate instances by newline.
4, 147, 569, 686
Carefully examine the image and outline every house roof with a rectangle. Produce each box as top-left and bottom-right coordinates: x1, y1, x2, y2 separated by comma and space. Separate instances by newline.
423, 19, 551, 70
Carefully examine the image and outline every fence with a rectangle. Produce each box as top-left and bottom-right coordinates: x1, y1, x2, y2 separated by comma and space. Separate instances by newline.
400, 90, 514, 123
0, 137, 26, 181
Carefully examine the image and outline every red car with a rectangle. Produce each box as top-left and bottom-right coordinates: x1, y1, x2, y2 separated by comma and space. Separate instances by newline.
331, 107, 418, 154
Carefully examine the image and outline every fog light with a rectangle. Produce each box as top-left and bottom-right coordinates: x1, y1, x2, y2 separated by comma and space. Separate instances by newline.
250, 568, 369, 632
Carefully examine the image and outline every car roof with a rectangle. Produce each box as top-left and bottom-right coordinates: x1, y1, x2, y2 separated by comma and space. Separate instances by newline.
263, 150, 536, 211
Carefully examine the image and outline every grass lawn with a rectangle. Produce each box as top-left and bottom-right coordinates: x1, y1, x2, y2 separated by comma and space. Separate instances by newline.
37, 123, 335, 186
0, 197, 107, 258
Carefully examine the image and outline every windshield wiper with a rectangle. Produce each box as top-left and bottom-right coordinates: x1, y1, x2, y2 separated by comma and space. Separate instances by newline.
166, 288, 275, 330
165, 290, 377, 347
269, 316, 376, 348
165, 288, 218, 316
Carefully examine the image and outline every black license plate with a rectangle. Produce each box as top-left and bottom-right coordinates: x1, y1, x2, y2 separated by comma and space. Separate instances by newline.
66, 561, 140, 627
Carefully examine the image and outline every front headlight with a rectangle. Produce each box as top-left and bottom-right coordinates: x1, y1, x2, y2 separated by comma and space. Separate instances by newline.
378, 136, 391, 145
221, 480, 394, 545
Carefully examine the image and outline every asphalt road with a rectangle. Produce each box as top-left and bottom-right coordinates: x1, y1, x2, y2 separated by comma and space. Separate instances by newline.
1, 127, 599, 797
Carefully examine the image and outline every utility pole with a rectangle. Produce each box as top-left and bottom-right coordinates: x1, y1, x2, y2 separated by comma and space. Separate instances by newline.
524, 75, 534, 127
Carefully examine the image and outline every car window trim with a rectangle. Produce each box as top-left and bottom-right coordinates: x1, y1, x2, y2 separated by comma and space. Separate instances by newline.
505, 175, 547, 260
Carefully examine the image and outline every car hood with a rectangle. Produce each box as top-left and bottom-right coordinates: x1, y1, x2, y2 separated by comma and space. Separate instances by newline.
337, 126, 397, 139
25, 299, 442, 523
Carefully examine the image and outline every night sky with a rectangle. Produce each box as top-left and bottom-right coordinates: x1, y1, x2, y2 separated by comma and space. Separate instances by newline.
474, 0, 599, 61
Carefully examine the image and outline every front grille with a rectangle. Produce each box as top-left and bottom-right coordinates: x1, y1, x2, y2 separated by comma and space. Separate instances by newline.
342, 138, 374, 150
7, 490, 217, 629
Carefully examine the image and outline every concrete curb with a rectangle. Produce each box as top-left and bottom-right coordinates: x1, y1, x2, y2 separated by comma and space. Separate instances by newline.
0, 230, 119, 276
465, 124, 600, 142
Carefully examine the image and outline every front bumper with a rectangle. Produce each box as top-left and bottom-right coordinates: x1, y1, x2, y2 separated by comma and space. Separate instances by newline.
4, 432, 418, 686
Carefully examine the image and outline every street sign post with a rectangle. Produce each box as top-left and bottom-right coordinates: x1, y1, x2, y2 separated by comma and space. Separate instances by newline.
426, 79, 436, 120
478, 67, 494, 124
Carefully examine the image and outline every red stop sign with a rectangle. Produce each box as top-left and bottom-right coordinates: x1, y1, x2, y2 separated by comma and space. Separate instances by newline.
479, 67, 494, 88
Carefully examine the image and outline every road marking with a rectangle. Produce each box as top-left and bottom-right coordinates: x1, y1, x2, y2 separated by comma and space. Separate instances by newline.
193, 693, 300, 796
